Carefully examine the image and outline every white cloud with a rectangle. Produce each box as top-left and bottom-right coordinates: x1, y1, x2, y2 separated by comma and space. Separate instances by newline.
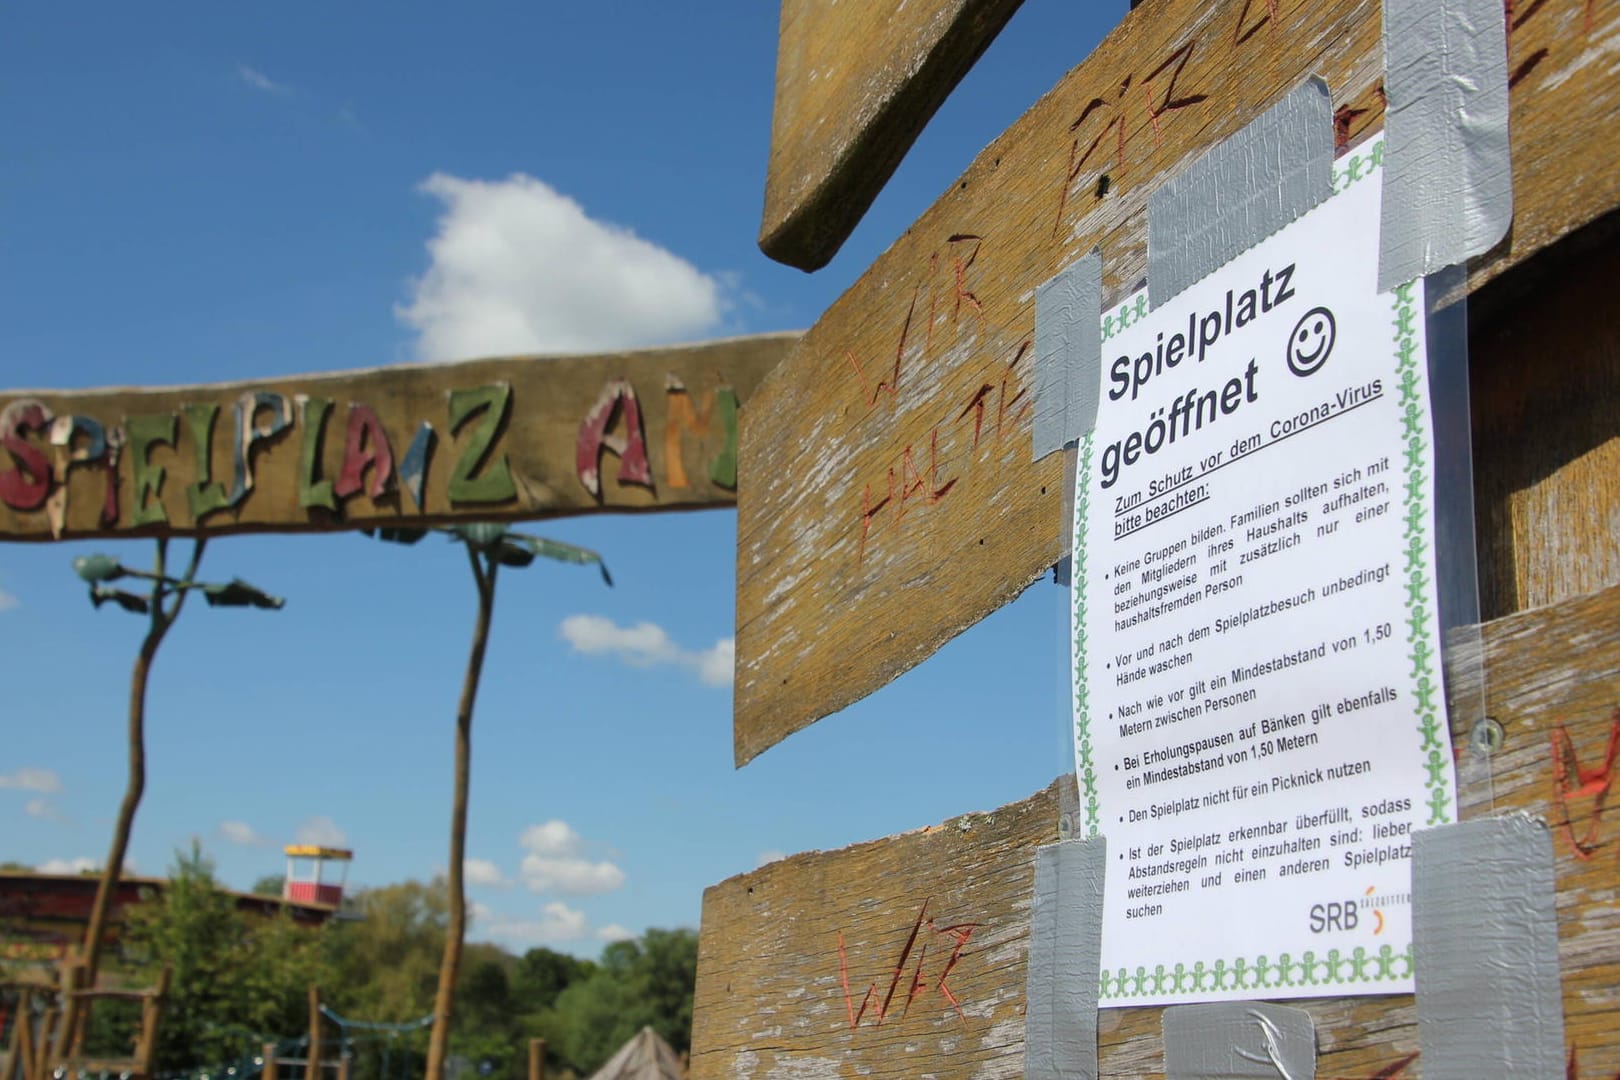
238, 65, 291, 95
755, 850, 786, 868
0, 588, 17, 612
24, 798, 64, 823
219, 821, 269, 847
595, 923, 635, 943
0, 768, 61, 793
464, 858, 511, 888
517, 819, 625, 897
477, 901, 594, 945
294, 816, 347, 847
518, 819, 583, 857
396, 173, 725, 363
520, 855, 625, 896
559, 615, 733, 688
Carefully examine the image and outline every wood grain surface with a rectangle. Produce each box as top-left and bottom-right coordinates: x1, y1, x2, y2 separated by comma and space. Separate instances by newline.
1470, 228, 1620, 622
760, 0, 1026, 270
695, 580, 1620, 1078
0, 333, 797, 541
734, 0, 1620, 765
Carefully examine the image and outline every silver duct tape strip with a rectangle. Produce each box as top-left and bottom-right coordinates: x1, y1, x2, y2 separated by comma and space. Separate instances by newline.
1025, 836, 1105, 1080
1163, 1003, 1317, 1080
1414, 814, 1564, 1079
1147, 79, 1333, 307
1378, 0, 1512, 291
1033, 251, 1103, 459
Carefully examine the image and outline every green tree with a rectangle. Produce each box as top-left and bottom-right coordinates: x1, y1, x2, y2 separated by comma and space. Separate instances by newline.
538, 929, 699, 1076
325, 878, 448, 1022
449, 950, 520, 1078
631, 928, 699, 1056
113, 843, 335, 1071
251, 874, 286, 897
512, 947, 594, 1014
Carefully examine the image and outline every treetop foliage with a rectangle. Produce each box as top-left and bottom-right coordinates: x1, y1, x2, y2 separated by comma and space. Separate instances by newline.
74, 848, 696, 1080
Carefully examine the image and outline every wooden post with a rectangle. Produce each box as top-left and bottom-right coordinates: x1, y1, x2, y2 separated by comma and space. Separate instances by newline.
133, 968, 171, 1075
336, 1051, 350, 1080
56, 955, 87, 1061
262, 1043, 279, 1080
33, 1002, 56, 1080
528, 1038, 545, 1080
307, 986, 322, 1080
12, 994, 33, 1080
3, 991, 21, 1080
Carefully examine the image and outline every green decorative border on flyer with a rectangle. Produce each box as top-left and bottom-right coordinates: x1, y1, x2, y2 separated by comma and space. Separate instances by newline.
1072, 434, 1100, 838
1069, 136, 1448, 1001
1097, 941, 1415, 1000
1393, 279, 1451, 827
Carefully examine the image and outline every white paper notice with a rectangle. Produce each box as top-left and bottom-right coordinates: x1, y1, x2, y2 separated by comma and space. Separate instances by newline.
1071, 141, 1458, 1008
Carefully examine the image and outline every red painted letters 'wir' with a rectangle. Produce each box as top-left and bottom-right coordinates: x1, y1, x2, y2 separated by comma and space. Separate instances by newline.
837, 900, 982, 1032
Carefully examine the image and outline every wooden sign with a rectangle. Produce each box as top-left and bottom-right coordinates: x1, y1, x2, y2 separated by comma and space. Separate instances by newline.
733, 0, 1620, 765
760, 0, 1026, 270
0, 332, 797, 541
694, 581, 1620, 1077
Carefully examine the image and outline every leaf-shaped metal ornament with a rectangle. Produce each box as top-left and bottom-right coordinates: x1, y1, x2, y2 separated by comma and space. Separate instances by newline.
491, 540, 537, 568
202, 579, 286, 609
73, 554, 126, 583
90, 585, 149, 614
510, 533, 613, 586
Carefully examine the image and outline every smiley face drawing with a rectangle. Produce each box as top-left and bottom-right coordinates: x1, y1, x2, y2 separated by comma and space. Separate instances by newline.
1287, 306, 1336, 377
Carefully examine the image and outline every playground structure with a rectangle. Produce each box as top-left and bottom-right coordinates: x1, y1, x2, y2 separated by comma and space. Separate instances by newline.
4, 0, 1620, 1075
259, 989, 431, 1080
282, 848, 353, 911
1, 964, 170, 1080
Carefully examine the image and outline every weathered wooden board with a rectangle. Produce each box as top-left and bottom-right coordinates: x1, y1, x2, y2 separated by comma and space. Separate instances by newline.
0, 332, 797, 541
760, 0, 1026, 271
1470, 229, 1620, 622
734, 0, 1620, 764
695, 580, 1620, 1078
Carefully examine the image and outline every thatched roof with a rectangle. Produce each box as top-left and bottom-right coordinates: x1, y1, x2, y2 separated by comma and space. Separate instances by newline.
587, 1026, 684, 1080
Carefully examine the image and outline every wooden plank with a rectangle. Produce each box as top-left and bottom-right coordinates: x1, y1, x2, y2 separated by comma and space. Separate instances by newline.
0, 332, 796, 541
760, 0, 1026, 271
1470, 228, 1620, 621
694, 581, 1620, 1078
734, 0, 1620, 765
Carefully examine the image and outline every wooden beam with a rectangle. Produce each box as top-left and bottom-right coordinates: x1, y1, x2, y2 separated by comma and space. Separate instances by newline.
760, 0, 1026, 270
733, 0, 1620, 764
695, 580, 1620, 1077
0, 332, 797, 542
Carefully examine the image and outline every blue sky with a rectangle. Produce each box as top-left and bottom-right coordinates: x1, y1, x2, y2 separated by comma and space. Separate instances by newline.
1, 2, 1124, 955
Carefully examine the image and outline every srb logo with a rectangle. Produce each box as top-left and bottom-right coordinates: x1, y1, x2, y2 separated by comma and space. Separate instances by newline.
1309, 900, 1360, 933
